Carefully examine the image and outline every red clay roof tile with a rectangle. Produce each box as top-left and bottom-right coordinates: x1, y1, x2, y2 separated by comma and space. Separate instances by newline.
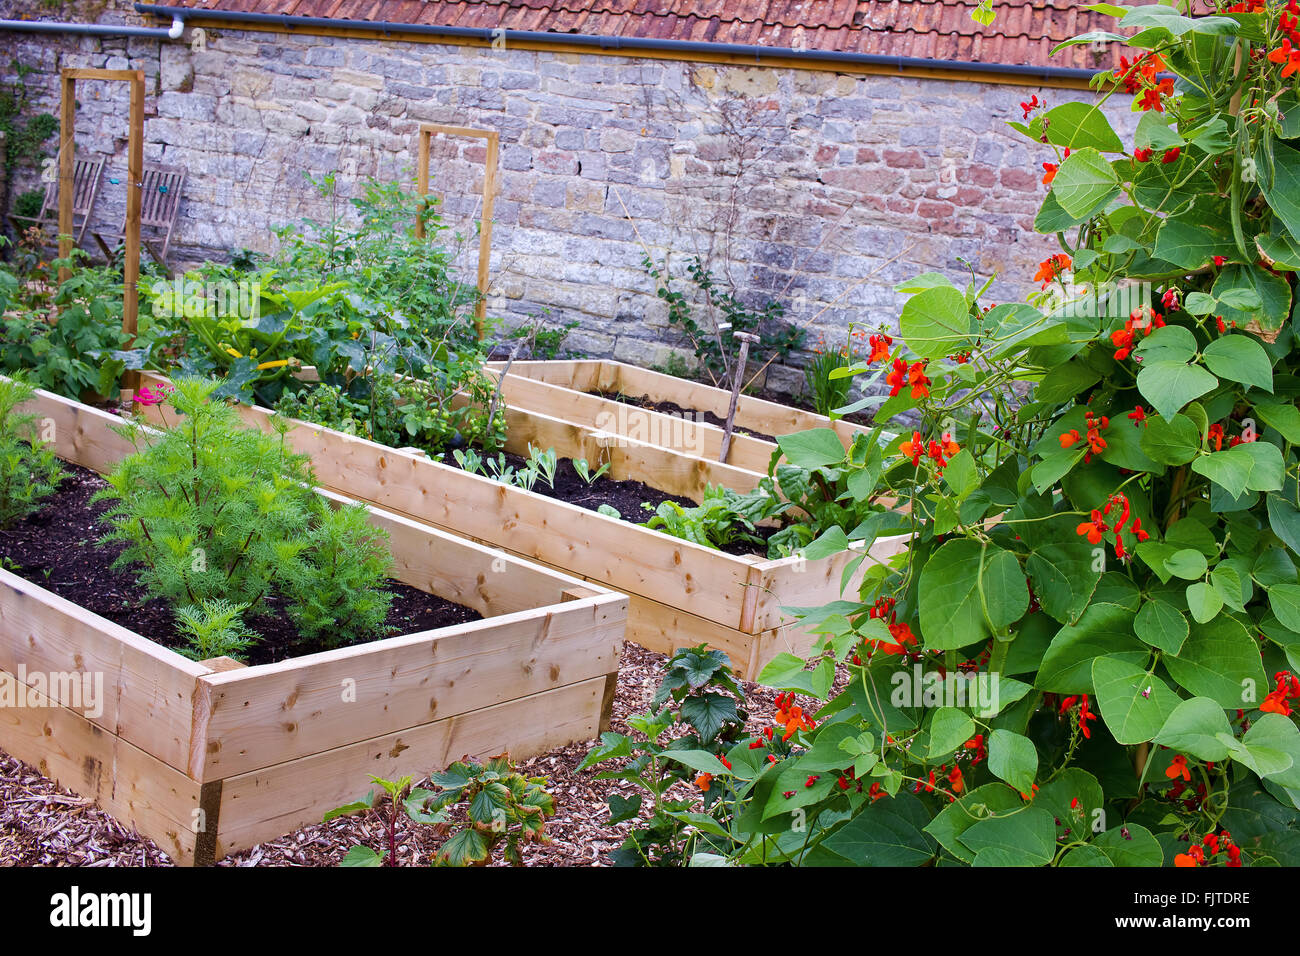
155, 0, 1134, 71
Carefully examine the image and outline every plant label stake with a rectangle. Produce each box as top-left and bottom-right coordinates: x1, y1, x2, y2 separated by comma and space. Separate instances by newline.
719, 331, 757, 463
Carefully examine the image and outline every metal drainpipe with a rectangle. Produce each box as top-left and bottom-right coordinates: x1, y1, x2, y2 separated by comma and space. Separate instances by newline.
132, 2, 1102, 84
0, 16, 183, 40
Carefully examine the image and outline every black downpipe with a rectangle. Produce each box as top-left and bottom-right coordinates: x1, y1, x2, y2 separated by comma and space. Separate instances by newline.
133, 2, 1101, 83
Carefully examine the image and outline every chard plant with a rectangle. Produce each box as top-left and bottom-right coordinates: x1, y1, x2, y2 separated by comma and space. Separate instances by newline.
573, 457, 610, 485
641, 486, 768, 553
638, 2, 1300, 866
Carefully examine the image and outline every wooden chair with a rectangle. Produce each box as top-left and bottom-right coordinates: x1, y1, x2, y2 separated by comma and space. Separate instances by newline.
9, 156, 105, 245
93, 162, 187, 270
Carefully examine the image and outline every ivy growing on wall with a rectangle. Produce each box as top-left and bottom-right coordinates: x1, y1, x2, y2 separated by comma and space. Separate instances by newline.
0, 60, 59, 231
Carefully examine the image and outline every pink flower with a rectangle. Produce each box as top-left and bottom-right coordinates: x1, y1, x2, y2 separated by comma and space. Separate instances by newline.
132, 384, 173, 407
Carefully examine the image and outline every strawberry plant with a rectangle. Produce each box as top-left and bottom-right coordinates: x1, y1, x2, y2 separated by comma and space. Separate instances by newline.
326, 756, 554, 867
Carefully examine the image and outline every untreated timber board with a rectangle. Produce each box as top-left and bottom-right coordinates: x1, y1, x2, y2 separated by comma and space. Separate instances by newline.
0, 667, 205, 865
195, 595, 625, 779
213, 676, 605, 856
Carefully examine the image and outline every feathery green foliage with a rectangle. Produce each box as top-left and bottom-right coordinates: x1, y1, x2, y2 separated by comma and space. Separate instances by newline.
281, 500, 394, 647
174, 598, 257, 662
94, 377, 393, 652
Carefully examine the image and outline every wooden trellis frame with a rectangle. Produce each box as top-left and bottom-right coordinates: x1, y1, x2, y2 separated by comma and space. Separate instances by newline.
414, 123, 499, 339
58, 68, 145, 388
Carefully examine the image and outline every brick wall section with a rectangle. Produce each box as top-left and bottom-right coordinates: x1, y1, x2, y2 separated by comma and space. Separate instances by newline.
0, 2, 1137, 396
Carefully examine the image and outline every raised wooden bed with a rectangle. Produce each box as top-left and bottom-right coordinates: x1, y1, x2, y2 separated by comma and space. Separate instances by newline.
454, 381, 766, 498
0, 381, 628, 865
138, 373, 906, 683
296, 365, 766, 500
487, 359, 864, 474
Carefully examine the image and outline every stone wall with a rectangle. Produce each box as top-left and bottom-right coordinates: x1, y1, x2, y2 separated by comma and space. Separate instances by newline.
0, 1, 1136, 396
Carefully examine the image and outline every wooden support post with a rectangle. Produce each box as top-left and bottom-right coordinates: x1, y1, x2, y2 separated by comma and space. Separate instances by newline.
719, 332, 757, 463
414, 127, 431, 241
57, 73, 75, 285
122, 70, 145, 390
476, 131, 499, 340
414, 123, 499, 341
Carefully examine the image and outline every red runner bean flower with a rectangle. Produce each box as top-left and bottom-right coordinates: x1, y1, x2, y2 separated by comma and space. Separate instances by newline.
1034, 253, 1072, 289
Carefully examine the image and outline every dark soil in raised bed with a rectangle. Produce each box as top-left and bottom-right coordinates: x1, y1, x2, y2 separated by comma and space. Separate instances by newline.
440, 450, 779, 558
441, 449, 695, 519
0, 463, 481, 666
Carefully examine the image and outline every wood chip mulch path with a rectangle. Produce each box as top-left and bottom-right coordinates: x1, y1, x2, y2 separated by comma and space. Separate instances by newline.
0, 641, 831, 868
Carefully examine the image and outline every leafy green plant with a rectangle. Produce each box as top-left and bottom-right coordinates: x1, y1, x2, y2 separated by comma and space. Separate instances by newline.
273, 373, 505, 459
573, 457, 610, 485
94, 377, 393, 651
513, 457, 539, 492
629, 429, 894, 559
506, 312, 580, 360
580, 645, 750, 866
525, 444, 558, 489
804, 329, 861, 417
644, 254, 805, 391
0, 375, 63, 527
483, 453, 516, 485
677, 2, 1300, 867
324, 774, 447, 867
0, 255, 134, 400
641, 485, 768, 553
452, 447, 483, 475
424, 753, 556, 866
174, 598, 256, 662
